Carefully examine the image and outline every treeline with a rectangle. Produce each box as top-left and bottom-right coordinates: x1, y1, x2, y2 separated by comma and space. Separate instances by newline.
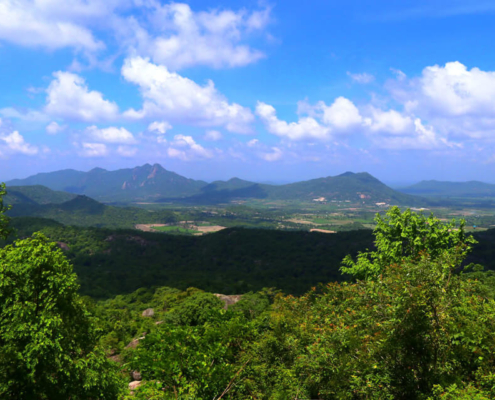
2, 216, 373, 298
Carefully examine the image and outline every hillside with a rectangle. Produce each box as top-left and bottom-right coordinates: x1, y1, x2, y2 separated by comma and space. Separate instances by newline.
5, 185, 77, 205
6, 195, 177, 229
399, 180, 495, 197
8, 164, 424, 205
264, 172, 422, 203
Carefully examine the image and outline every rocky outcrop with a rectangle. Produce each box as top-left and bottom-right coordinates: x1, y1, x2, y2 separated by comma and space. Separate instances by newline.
142, 308, 154, 317
214, 294, 243, 310
129, 381, 142, 391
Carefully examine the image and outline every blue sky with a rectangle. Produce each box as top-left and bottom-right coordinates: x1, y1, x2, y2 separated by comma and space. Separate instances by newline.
1, 0, 495, 184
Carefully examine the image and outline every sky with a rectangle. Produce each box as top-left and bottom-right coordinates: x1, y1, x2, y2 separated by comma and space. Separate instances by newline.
2, 0, 495, 184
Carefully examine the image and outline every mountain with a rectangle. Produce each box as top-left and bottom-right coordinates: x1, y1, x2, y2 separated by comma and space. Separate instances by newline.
7, 164, 423, 205
7, 164, 207, 202
399, 180, 495, 198
177, 172, 423, 205
263, 172, 420, 203
5, 185, 77, 205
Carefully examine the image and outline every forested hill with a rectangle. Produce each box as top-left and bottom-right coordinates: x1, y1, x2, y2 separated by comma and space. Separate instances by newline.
3, 217, 374, 298
6, 195, 177, 229
7, 164, 425, 205
5, 185, 77, 205
399, 179, 495, 197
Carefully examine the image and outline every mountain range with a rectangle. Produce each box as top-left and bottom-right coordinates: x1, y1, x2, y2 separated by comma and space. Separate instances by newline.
6, 163, 422, 205
398, 180, 495, 198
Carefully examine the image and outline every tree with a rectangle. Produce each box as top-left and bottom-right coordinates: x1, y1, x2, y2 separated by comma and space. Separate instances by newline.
0, 183, 12, 240
0, 185, 123, 399
341, 206, 476, 280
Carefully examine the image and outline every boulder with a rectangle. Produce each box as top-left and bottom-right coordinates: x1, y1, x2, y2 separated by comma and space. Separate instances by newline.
213, 294, 243, 310
142, 308, 154, 317
131, 371, 142, 381
129, 381, 142, 390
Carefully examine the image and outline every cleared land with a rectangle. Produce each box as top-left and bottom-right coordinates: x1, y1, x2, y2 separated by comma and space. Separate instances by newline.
135, 223, 226, 235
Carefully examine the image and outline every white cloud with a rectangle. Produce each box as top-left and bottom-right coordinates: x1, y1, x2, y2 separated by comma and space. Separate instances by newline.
256, 101, 331, 141
367, 108, 413, 134
0, 107, 49, 123
347, 72, 375, 84
45, 71, 119, 122
148, 121, 172, 134
46, 121, 65, 135
247, 138, 259, 147
319, 97, 363, 130
79, 142, 107, 157
117, 145, 138, 157
125, 3, 269, 70
0, 131, 38, 155
85, 125, 136, 144
122, 56, 254, 133
260, 147, 282, 161
204, 130, 222, 141
167, 134, 213, 160
0, 0, 105, 52
387, 61, 495, 139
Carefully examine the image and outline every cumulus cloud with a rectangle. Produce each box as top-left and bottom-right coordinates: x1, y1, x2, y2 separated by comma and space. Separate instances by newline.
85, 125, 136, 144
123, 3, 269, 70
318, 97, 364, 130
0, 131, 38, 155
386, 61, 495, 139
247, 138, 259, 147
148, 121, 172, 134
46, 71, 119, 122
347, 72, 375, 84
256, 101, 331, 141
79, 142, 107, 157
46, 121, 65, 135
204, 130, 222, 141
0, 0, 106, 52
367, 108, 413, 134
122, 56, 254, 133
167, 134, 213, 160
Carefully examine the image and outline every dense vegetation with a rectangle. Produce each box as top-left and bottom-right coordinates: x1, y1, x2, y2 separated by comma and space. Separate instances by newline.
6, 195, 177, 229
3, 182, 495, 398
2, 216, 373, 298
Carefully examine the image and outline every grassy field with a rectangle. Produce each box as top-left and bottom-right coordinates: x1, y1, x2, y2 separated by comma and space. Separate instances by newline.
151, 225, 201, 234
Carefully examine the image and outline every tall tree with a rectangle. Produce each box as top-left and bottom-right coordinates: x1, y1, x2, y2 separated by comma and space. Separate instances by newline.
0, 186, 123, 399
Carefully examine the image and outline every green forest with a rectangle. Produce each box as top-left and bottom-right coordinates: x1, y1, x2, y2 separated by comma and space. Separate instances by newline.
3, 182, 495, 399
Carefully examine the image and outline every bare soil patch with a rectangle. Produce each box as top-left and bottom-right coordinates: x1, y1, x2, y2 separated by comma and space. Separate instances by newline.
310, 228, 336, 234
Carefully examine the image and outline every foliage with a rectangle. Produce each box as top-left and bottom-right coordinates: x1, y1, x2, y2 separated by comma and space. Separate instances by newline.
0, 183, 12, 240
342, 206, 476, 280
0, 233, 123, 399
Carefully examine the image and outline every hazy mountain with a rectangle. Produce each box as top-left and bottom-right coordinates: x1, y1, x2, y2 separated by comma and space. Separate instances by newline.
7, 164, 207, 202
7, 164, 422, 205
399, 180, 495, 198
5, 185, 77, 205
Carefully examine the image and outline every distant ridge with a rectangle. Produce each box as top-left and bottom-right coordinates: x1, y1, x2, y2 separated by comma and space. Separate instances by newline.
8, 163, 206, 202
399, 180, 495, 198
7, 164, 423, 205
